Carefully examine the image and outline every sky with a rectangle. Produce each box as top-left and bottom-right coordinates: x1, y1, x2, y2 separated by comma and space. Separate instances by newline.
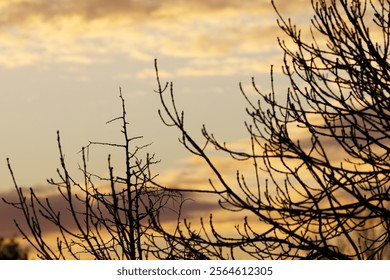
0, 0, 315, 191
0, 0, 315, 254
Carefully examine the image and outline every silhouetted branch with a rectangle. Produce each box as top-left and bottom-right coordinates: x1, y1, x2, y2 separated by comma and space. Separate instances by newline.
4, 90, 185, 260
151, 0, 389, 259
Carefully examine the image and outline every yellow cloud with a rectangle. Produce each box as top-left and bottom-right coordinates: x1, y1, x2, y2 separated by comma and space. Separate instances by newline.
0, 0, 299, 72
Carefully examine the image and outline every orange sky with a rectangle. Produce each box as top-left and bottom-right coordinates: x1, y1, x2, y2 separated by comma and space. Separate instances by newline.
0, 0, 319, 257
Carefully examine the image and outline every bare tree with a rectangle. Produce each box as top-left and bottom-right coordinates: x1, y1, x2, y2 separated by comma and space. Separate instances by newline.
3, 89, 184, 260
152, 0, 390, 259
3, 0, 389, 260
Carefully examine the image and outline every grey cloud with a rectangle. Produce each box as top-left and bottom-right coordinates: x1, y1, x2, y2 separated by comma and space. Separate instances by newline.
0, 0, 161, 25
0, 183, 221, 238
0, 0, 283, 26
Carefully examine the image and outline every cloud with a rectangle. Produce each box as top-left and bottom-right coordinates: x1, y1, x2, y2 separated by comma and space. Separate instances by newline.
3, 0, 377, 77
1, 120, 374, 257
0, 178, 219, 235
0, 179, 227, 259
0, 0, 159, 24
0, 0, 279, 25
0, 0, 294, 72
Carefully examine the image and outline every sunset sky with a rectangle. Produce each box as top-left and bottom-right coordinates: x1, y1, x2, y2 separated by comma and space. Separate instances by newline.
0, 0, 313, 244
